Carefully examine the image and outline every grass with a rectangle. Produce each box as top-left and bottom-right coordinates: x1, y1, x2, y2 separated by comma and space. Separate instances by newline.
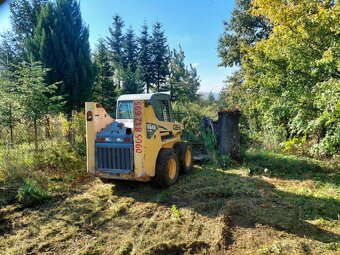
0, 140, 87, 207
0, 149, 339, 254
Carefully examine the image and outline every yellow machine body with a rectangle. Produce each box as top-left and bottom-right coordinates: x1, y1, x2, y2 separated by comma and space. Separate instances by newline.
85, 93, 184, 182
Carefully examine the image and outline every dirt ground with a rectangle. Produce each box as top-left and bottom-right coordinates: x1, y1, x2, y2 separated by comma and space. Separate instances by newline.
0, 160, 339, 255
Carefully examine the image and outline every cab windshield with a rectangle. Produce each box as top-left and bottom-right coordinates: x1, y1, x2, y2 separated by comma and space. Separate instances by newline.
117, 101, 133, 119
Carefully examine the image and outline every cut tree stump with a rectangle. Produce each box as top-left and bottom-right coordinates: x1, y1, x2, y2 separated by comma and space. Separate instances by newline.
217, 108, 242, 162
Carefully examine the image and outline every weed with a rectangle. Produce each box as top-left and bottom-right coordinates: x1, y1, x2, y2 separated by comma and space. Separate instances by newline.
171, 205, 181, 219
216, 154, 234, 168
16, 179, 50, 207
155, 191, 171, 203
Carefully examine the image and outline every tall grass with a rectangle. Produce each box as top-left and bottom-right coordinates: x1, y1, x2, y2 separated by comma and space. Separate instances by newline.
0, 112, 86, 207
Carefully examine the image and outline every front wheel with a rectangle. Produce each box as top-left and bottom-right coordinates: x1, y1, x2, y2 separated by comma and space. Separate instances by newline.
153, 149, 179, 187
174, 142, 193, 174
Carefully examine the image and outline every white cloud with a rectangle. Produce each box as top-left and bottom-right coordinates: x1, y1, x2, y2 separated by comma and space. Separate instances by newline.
191, 62, 200, 68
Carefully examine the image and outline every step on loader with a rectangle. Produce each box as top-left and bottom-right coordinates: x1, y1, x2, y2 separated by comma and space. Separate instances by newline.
85, 93, 193, 187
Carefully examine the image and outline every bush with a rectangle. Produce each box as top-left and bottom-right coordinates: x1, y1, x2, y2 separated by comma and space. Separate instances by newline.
16, 179, 50, 207
173, 102, 217, 142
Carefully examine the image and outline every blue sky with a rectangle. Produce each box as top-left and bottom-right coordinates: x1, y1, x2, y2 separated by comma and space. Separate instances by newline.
0, 0, 235, 93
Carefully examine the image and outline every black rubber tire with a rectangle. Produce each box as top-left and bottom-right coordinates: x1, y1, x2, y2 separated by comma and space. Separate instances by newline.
153, 148, 179, 187
174, 142, 193, 174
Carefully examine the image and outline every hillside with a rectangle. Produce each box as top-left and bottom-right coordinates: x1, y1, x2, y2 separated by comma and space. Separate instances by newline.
1, 150, 339, 255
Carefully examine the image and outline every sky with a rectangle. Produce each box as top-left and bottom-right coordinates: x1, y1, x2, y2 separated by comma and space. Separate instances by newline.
0, 0, 236, 93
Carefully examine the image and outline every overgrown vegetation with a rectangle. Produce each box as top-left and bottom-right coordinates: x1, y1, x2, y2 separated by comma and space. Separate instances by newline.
0, 113, 86, 207
218, 0, 339, 158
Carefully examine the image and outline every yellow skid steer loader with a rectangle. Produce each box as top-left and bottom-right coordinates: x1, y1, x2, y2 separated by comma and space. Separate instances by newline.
85, 93, 193, 187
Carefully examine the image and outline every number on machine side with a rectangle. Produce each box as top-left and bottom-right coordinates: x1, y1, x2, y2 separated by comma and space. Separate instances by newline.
134, 101, 143, 153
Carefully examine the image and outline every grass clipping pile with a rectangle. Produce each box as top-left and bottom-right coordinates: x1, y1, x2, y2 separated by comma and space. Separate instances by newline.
0, 151, 339, 254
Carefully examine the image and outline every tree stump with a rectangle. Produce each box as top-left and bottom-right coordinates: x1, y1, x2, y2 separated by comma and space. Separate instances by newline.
217, 108, 242, 162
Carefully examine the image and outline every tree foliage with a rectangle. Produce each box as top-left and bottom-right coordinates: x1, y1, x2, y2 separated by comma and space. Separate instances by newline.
107, 14, 125, 70
137, 23, 153, 93
27, 0, 93, 114
14, 61, 61, 149
0, 68, 20, 144
92, 39, 115, 113
0, 61, 60, 147
150, 22, 170, 92
169, 46, 200, 102
217, 0, 271, 67
219, 0, 340, 157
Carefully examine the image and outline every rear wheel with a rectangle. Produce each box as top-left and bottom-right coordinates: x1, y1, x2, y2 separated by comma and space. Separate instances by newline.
174, 142, 193, 174
153, 149, 179, 187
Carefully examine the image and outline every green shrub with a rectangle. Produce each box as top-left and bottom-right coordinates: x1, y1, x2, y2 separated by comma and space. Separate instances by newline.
16, 179, 50, 207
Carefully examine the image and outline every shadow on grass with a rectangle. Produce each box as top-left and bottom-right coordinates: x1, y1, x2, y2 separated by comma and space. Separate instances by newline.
1, 152, 339, 254
111, 165, 340, 245
243, 150, 340, 186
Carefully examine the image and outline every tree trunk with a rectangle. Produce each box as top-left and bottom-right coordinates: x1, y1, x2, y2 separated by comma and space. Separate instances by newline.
217, 109, 242, 162
45, 115, 51, 139
34, 118, 38, 151
9, 105, 13, 147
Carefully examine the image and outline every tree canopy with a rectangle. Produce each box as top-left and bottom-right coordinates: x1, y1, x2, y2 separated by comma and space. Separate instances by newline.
219, 0, 340, 157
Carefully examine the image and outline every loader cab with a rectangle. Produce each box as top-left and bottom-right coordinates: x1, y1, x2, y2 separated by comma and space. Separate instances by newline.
116, 93, 173, 123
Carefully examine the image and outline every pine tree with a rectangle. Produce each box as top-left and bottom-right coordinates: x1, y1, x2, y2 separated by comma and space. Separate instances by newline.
122, 27, 138, 72
186, 64, 200, 101
169, 46, 200, 102
137, 23, 152, 93
107, 14, 125, 69
9, 0, 48, 61
169, 47, 186, 100
27, 0, 94, 114
150, 22, 170, 92
0, 68, 20, 145
217, 0, 271, 67
92, 39, 116, 114
121, 66, 143, 95
0, 31, 20, 71
13, 61, 60, 150
9, 0, 48, 38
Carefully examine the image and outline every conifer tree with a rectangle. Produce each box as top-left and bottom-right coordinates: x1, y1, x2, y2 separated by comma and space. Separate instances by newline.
107, 14, 125, 69
122, 27, 138, 72
150, 22, 170, 92
121, 67, 143, 95
27, 0, 93, 114
92, 39, 116, 113
137, 23, 152, 93
169, 46, 200, 102
9, 0, 48, 60
14, 61, 60, 150
9, 0, 48, 39
217, 0, 270, 67
0, 32, 20, 71
0, 68, 20, 145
